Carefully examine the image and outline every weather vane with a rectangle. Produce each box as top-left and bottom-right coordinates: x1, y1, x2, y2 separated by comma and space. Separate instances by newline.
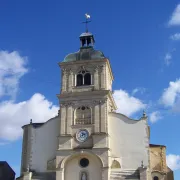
83, 13, 91, 32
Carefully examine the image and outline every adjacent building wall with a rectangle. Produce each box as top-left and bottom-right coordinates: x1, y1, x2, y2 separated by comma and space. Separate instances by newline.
21, 125, 33, 174
31, 116, 60, 172
150, 145, 167, 173
108, 112, 149, 170
149, 145, 174, 180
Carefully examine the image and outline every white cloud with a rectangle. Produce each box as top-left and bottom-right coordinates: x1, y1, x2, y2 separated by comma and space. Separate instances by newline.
160, 79, 180, 108
132, 87, 146, 95
113, 89, 146, 117
166, 154, 180, 170
0, 51, 28, 99
164, 53, 172, 66
170, 33, 180, 40
149, 111, 162, 123
168, 4, 180, 26
0, 93, 59, 141
0, 50, 59, 142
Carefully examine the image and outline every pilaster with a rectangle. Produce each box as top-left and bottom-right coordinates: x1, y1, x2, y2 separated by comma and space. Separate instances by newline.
60, 105, 66, 135
94, 101, 100, 133
61, 69, 67, 92
68, 69, 73, 92
56, 168, 63, 180
67, 106, 73, 134
100, 100, 107, 132
100, 65, 106, 89
94, 66, 100, 90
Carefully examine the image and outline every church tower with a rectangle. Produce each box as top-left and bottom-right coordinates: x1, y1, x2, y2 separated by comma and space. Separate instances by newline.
56, 21, 117, 180
17, 15, 174, 180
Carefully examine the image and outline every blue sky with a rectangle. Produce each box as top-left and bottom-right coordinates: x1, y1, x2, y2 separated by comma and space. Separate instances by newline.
0, 0, 180, 179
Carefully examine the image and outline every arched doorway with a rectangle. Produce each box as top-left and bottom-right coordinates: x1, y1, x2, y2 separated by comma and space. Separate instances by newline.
64, 152, 102, 180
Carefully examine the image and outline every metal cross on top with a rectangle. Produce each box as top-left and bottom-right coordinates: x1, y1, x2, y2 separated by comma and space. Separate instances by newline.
83, 13, 91, 32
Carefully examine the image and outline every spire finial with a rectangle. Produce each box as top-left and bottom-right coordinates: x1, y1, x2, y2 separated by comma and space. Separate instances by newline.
141, 160, 144, 168
143, 110, 147, 118
83, 13, 91, 32
26, 164, 30, 172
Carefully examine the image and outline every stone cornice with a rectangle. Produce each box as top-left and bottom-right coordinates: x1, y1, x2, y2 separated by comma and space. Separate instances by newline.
57, 90, 110, 100
58, 58, 107, 67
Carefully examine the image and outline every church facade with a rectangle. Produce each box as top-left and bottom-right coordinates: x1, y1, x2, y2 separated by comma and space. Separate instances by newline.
17, 29, 174, 180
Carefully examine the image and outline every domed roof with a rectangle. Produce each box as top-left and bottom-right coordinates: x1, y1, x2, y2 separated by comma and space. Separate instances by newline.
79, 32, 93, 37
63, 47, 105, 62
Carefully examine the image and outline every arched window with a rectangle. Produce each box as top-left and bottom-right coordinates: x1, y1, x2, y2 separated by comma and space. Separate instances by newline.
77, 74, 83, 86
84, 73, 91, 85
153, 176, 159, 180
76, 70, 91, 86
75, 106, 91, 124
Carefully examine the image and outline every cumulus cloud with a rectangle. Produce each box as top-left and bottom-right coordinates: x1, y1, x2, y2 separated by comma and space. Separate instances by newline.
164, 53, 172, 66
132, 87, 146, 95
0, 50, 59, 142
167, 154, 180, 170
0, 93, 59, 141
168, 4, 180, 26
160, 79, 180, 108
170, 33, 180, 40
113, 89, 146, 117
149, 111, 162, 123
0, 51, 28, 99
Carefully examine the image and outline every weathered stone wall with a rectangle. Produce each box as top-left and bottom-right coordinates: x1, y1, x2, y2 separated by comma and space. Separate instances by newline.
149, 145, 174, 180
150, 146, 167, 172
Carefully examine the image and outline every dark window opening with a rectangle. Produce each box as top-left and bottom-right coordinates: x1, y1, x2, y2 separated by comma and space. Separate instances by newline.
154, 176, 159, 180
77, 74, 83, 86
84, 73, 91, 85
80, 158, 89, 168
76, 70, 91, 86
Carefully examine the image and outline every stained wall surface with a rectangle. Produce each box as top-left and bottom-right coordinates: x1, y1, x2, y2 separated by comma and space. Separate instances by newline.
108, 112, 149, 170
31, 117, 60, 172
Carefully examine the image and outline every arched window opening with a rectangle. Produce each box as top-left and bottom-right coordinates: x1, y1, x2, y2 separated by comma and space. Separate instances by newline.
84, 73, 91, 85
77, 74, 83, 86
76, 70, 91, 86
153, 176, 159, 180
76, 106, 91, 125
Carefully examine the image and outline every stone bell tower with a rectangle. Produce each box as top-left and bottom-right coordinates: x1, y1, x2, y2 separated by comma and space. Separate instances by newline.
56, 22, 116, 180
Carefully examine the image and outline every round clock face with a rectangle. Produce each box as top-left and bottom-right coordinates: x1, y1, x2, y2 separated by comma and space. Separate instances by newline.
76, 129, 89, 142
